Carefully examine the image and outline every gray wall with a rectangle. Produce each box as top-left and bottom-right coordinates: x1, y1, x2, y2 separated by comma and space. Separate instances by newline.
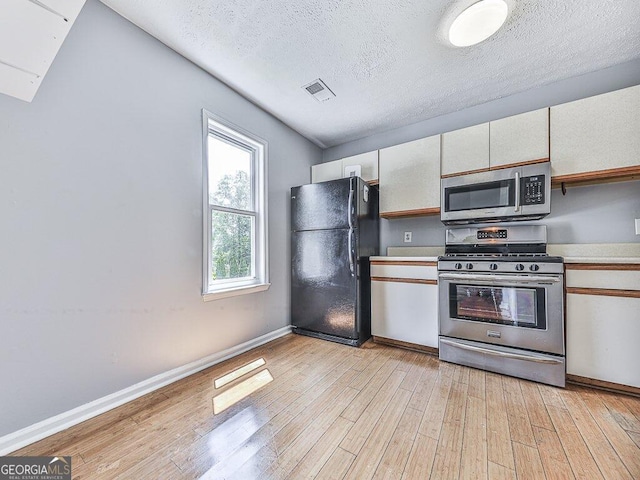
381, 180, 640, 251
323, 58, 640, 161
0, 0, 321, 437
323, 59, 640, 250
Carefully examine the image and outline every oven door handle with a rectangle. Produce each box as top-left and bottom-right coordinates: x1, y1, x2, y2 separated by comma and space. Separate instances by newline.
438, 273, 561, 284
440, 339, 564, 365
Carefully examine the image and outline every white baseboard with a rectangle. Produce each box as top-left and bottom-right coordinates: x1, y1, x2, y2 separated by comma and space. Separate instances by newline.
0, 325, 292, 455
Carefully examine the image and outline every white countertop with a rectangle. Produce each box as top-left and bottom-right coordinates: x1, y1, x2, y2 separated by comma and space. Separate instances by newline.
371, 256, 438, 262
376, 243, 640, 264
548, 243, 640, 264
386, 246, 445, 257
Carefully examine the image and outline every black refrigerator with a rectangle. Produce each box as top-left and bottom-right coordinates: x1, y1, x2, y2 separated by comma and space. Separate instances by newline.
291, 177, 379, 347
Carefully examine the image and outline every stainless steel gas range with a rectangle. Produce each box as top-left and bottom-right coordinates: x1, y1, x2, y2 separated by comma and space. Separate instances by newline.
438, 225, 565, 387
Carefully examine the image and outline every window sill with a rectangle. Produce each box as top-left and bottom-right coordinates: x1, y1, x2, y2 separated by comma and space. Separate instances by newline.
202, 282, 271, 302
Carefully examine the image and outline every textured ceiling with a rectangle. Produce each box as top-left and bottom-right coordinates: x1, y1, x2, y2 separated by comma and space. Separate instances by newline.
100, 0, 640, 148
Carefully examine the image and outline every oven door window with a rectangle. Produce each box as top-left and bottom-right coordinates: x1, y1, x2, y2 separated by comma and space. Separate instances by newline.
445, 179, 515, 212
449, 283, 546, 329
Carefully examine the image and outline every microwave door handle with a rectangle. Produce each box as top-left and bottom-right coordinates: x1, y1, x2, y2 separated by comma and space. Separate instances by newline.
514, 171, 521, 212
438, 273, 562, 284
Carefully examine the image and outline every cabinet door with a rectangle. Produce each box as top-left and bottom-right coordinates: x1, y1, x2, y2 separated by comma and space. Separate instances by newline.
341, 151, 379, 182
490, 109, 549, 168
311, 159, 342, 183
378, 135, 440, 215
441, 123, 489, 176
566, 293, 640, 388
550, 85, 640, 177
0, 0, 86, 102
371, 280, 438, 348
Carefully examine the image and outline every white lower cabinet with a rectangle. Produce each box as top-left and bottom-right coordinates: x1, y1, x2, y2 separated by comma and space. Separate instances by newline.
566, 293, 640, 388
370, 260, 439, 348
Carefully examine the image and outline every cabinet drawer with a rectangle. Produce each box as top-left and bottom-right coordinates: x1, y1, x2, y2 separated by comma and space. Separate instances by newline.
566, 268, 640, 291
371, 263, 438, 281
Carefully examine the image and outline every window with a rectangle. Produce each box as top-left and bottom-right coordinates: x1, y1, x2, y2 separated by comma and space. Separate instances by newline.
202, 110, 269, 300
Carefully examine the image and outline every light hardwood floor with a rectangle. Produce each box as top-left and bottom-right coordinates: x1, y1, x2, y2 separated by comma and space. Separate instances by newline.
13, 334, 640, 479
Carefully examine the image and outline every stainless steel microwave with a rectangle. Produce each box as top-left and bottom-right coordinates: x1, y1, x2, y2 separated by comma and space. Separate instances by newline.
440, 162, 551, 225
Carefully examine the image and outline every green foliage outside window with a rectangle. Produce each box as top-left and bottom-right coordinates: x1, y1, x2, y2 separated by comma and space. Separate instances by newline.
211, 171, 252, 281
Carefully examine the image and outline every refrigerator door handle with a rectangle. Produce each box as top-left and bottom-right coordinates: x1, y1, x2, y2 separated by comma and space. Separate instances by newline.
347, 180, 354, 229
348, 228, 355, 276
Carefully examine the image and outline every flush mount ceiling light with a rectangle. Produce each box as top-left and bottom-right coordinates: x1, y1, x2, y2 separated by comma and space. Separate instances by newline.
449, 0, 509, 47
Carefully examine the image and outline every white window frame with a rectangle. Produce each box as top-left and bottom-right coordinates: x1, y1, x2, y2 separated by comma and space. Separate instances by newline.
202, 109, 269, 301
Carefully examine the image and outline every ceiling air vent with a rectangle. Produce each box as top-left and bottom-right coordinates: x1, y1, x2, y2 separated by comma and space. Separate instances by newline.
303, 78, 336, 102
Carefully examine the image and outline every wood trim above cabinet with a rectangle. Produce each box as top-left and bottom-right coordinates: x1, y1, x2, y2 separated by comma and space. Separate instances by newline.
566, 287, 640, 298
440, 158, 550, 179
380, 207, 440, 219
566, 263, 640, 271
372, 336, 439, 356
370, 260, 437, 267
368, 180, 379, 186
551, 165, 640, 188
566, 374, 640, 397
441, 167, 489, 179
489, 157, 550, 171
371, 276, 438, 285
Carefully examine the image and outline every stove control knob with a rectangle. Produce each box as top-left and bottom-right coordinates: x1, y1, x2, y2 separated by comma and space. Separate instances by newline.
530, 264, 540, 272
466, 263, 474, 270
515, 264, 525, 271
455, 263, 463, 270
489, 263, 498, 271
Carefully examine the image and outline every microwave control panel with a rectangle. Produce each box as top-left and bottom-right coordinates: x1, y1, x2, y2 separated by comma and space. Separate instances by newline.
521, 175, 545, 205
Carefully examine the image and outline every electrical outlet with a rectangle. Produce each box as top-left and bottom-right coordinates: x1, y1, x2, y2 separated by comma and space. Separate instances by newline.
635, 218, 640, 235
404, 231, 412, 243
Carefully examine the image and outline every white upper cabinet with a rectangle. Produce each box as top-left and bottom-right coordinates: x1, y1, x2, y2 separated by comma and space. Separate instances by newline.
442, 110, 550, 177
0, 0, 86, 102
490, 109, 550, 168
341, 150, 379, 182
311, 150, 379, 184
551, 85, 640, 178
311, 159, 342, 183
441, 123, 490, 176
379, 135, 440, 216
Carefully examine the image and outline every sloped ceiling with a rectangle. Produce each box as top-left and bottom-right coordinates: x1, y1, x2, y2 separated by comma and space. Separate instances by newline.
100, 0, 640, 148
